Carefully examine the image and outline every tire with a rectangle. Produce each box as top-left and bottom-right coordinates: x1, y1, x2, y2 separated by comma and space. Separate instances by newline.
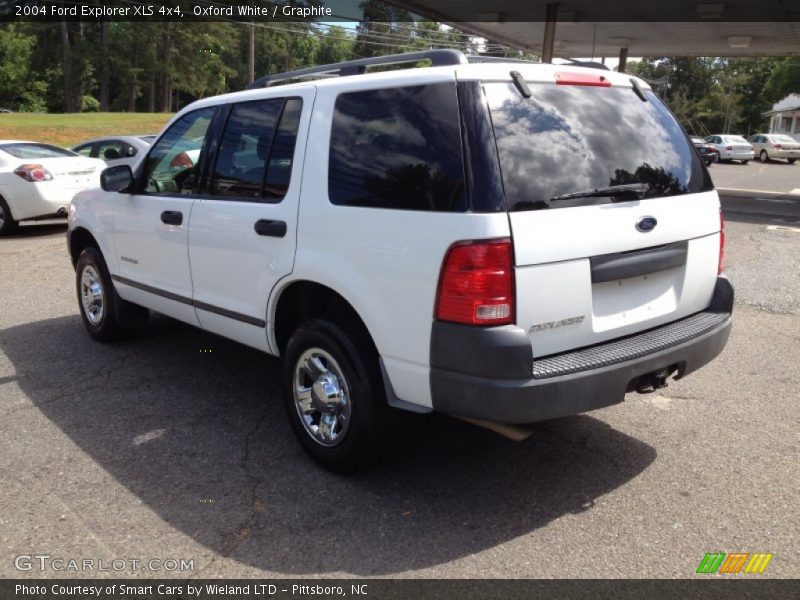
788, 159, 796, 164
760, 150, 769, 163
741, 160, 750, 165
0, 196, 18, 235
283, 316, 402, 472
76, 247, 148, 342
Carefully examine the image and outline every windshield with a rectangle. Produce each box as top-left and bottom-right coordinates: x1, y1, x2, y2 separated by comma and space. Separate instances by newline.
0, 143, 77, 159
485, 82, 711, 211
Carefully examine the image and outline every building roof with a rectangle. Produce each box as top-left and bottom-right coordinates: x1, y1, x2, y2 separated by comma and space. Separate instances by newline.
764, 94, 800, 115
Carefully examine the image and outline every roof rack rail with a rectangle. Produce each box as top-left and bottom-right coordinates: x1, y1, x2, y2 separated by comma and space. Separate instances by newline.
248, 49, 468, 89
465, 55, 536, 64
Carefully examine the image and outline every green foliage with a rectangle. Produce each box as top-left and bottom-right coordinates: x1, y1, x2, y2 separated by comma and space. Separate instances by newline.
629, 57, 784, 136
82, 95, 100, 112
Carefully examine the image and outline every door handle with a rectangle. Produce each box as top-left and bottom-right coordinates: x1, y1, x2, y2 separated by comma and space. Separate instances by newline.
160, 210, 183, 226
254, 219, 287, 238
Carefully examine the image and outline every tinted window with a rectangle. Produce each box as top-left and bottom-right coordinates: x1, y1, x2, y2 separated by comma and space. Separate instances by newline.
486, 82, 712, 211
264, 98, 302, 200
211, 99, 283, 198
328, 83, 466, 212
210, 97, 302, 200
144, 108, 215, 195
0, 143, 76, 159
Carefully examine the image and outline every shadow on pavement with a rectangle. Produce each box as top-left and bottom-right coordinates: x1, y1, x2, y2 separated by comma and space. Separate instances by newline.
1, 222, 67, 239
0, 314, 657, 575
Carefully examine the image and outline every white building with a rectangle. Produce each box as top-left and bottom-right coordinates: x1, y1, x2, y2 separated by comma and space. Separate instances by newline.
765, 94, 800, 141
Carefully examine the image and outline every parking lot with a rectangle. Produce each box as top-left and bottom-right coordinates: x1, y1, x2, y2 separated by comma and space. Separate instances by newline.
710, 159, 800, 194
0, 212, 798, 579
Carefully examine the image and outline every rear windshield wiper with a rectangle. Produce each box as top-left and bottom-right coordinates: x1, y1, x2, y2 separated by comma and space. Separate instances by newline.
549, 183, 651, 203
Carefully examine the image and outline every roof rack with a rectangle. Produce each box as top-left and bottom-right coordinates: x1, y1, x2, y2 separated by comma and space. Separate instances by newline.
248, 49, 468, 89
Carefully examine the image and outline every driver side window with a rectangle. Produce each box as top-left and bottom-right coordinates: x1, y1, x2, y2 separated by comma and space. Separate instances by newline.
143, 107, 215, 195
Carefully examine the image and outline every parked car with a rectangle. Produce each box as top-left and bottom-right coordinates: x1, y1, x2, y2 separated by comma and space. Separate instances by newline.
0, 108, 13, 114
68, 51, 732, 471
0, 140, 104, 235
704, 135, 754, 163
72, 135, 156, 169
691, 136, 719, 166
747, 133, 800, 164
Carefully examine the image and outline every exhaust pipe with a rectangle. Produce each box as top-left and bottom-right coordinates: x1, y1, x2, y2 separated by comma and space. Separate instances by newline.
635, 367, 672, 394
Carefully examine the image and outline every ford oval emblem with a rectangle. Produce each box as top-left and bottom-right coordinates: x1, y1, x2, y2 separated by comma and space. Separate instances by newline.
636, 216, 658, 232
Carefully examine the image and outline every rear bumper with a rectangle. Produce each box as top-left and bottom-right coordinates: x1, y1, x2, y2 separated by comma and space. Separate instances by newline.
430, 278, 733, 424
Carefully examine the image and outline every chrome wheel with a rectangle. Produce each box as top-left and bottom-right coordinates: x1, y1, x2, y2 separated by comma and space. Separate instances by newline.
293, 347, 351, 447
760, 150, 768, 162
80, 265, 105, 325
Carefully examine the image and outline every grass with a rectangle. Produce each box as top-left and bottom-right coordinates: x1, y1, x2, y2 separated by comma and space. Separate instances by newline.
0, 112, 173, 148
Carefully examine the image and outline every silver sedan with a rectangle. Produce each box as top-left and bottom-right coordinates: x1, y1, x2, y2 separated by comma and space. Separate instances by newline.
72, 135, 157, 169
747, 133, 800, 164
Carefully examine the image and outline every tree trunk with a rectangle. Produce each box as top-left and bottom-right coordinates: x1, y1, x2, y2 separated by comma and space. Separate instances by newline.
248, 21, 255, 84
60, 19, 76, 112
147, 73, 156, 113
160, 25, 172, 112
99, 20, 110, 111
127, 78, 137, 112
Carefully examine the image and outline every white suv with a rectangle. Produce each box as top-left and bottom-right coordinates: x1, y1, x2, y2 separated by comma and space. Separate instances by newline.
68, 51, 733, 471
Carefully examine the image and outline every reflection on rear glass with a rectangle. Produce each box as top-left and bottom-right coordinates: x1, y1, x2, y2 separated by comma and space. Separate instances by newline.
485, 82, 711, 211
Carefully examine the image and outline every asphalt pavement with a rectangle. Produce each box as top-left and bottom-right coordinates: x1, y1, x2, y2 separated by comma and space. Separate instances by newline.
710, 159, 800, 195
0, 215, 798, 579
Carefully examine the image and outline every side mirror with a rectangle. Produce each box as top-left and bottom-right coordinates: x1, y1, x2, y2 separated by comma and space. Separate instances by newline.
100, 165, 133, 192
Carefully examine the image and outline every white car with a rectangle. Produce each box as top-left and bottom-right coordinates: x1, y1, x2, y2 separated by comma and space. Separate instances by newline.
0, 141, 104, 235
747, 133, 800, 164
704, 134, 754, 163
68, 51, 732, 471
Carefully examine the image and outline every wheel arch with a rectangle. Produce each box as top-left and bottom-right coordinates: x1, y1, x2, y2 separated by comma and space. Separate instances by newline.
271, 279, 378, 359
68, 226, 101, 267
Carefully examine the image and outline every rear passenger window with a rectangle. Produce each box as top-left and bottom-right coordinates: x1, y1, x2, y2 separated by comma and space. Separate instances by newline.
210, 97, 302, 201
328, 83, 466, 212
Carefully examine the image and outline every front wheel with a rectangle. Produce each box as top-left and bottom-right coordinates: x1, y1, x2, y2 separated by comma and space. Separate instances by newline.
0, 196, 18, 235
760, 150, 769, 163
283, 317, 402, 472
76, 247, 148, 341
788, 158, 796, 164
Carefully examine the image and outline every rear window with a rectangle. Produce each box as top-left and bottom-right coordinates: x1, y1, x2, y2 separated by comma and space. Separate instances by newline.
0, 143, 76, 159
328, 82, 467, 212
485, 82, 712, 211
723, 136, 748, 144
771, 135, 796, 143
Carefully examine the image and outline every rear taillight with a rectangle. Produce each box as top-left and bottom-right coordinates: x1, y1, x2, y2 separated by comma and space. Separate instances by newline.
718, 211, 725, 275
435, 238, 515, 326
774, 144, 782, 150
725, 146, 733, 151
14, 164, 53, 182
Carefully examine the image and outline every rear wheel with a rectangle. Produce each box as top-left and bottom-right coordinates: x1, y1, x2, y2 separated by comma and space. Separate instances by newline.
788, 158, 796, 164
760, 150, 769, 163
0, 197, 18, 235
741, 160, 750, 164
283, 317, 402, 472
